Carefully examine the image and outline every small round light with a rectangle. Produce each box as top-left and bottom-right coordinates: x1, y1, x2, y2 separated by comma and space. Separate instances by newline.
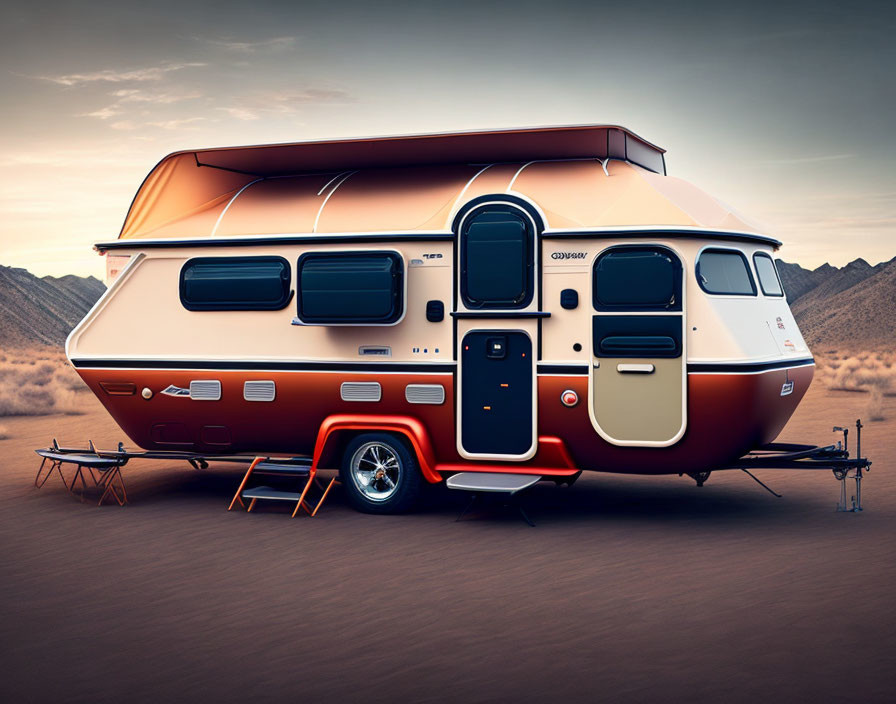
561, 390, 578, 407
141, 387, 153, 400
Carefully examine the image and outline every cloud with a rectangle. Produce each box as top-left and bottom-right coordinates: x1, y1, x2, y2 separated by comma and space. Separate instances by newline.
110, 88, 203, 104
0, 150, 147, 168
110, 120, 139, 131
147, 117, 206, 130
79, 87, 203, 124
81, 106, 121, 120
32, 62, 206, 87
199, 36, 296, 53
761, 154, 855, 166
217, 107, 261, 121
216, 88, 354, 121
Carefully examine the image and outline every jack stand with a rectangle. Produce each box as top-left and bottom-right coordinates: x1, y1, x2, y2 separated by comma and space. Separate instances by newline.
835, 469, 863, 512
688, 471, 712, 487
835, 419, 865, 512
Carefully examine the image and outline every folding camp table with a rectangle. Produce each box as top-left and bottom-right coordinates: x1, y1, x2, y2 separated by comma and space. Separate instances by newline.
34, 440, 128, 506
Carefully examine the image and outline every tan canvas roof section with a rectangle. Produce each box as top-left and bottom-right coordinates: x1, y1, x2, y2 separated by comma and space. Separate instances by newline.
117, 125, 665, 240
109, 124, 774, 246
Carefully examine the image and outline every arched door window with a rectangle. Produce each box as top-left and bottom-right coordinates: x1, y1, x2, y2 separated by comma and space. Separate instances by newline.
459, 205, 534, 309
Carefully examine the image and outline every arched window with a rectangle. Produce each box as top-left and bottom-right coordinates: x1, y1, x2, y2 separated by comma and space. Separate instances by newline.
459, 205, 534, 309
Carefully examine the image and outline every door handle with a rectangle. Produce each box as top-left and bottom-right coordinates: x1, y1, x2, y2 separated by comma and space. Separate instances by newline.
617, 363, 655, 374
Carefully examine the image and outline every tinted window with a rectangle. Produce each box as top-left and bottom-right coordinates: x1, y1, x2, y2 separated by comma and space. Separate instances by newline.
297, 251, 403, 324
461, 207, 534, 308
696, 250, 756, 295
593, 247, 682, 311
753, 253, 783, 296
180, 257, 291, 311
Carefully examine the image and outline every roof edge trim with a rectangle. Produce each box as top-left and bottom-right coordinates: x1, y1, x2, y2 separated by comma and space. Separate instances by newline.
95, 226, 781, 252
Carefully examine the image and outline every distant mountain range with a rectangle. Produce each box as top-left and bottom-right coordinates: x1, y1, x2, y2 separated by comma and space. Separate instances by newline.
0, 265, 106, 348
776, 256, 896, 347
0, 255, 893, 350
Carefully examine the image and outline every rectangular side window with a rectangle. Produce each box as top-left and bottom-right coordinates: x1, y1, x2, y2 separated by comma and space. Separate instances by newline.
753, 253, 784, 296
297, 251, 403, 324
593, 247, 682, 311
180, 257, 291, 311
696, 249, 757, 296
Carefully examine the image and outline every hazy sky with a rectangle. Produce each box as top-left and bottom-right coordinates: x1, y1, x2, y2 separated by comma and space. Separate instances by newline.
1, 0, 893, 277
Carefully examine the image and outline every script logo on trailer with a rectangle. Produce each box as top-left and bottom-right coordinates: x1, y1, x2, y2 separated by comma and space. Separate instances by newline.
551, 252, 587, 260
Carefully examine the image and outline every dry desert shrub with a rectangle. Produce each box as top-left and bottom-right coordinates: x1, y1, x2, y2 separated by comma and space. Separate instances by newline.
0, 424, 9, 440
0, 352, 88, 416
817, 350, 896, 421
867, 386, 886, 422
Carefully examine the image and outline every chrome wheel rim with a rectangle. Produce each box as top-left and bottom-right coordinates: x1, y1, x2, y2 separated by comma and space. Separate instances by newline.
350, 442, 401, 502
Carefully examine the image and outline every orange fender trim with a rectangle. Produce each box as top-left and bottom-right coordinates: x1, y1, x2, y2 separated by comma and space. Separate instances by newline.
312, 414, 442, 483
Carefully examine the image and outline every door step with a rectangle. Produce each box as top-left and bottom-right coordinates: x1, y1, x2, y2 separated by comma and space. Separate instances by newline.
446, 473, 542, 526
446, 472, 541, 494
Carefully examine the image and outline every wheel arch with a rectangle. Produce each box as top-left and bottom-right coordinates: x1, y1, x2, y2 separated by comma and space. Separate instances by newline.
312, 414, 442, 483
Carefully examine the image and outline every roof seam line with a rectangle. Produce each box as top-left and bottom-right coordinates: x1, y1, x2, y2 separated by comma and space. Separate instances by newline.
313, 171, 356, 233
446, 164, 494, 229
507, 160, 537, 192
209, 178, 266, 238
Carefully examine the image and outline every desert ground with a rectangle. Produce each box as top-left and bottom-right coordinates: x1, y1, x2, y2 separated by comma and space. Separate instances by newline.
0, 357, 894, 703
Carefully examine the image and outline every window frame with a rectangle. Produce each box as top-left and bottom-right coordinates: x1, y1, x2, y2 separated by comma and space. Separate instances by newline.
179, 255, 293, 311
752, 252, 785, 297
295, 249, 405, 326
695, 247, 758, 297
592, 244, 683, 312
459, 204, 535, 310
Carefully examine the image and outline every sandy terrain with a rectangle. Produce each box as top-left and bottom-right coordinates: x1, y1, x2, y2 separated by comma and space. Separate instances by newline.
0, 382, 894, 703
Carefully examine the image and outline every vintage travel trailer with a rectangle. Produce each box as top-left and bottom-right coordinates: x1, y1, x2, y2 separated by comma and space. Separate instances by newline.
66, 125, 817, 513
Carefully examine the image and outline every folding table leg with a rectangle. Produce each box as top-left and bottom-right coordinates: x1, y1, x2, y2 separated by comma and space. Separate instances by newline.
98, 469, 127, 506
35, 458, 62, 488
70, 465, 89, 502
34, 458, 48, 487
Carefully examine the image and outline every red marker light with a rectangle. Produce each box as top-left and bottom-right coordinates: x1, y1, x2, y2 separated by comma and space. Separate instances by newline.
561, 390, 578, 407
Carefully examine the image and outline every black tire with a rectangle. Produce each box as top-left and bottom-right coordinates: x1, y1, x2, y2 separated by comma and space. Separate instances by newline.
339, 433, 423, 514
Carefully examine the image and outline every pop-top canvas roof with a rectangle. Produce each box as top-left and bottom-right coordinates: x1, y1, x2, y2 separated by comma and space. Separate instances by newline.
111, 125, 772, 246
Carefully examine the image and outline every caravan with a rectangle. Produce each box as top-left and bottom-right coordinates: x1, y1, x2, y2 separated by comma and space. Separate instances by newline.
66, 125, 815, 512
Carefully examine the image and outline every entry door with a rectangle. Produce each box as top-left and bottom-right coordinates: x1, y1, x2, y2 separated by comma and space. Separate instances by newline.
460, 330, 533, 458
590, 246, 686, 446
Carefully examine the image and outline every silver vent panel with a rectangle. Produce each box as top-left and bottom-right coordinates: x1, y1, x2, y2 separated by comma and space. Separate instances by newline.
243, 380, 276, 402
405, 384, 445, 405
340, 382, 382, 402
189, 380, 221, 401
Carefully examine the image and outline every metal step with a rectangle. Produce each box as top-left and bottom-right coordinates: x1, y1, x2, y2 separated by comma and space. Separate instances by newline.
253, 461, 311, 476
446, 472, 542, 494
241, 486, 305, 502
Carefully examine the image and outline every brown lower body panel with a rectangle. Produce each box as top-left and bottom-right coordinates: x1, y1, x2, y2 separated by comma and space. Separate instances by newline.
75, 364, 813, 476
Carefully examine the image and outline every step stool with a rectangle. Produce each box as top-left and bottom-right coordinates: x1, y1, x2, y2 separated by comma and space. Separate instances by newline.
228, 457, 338, 518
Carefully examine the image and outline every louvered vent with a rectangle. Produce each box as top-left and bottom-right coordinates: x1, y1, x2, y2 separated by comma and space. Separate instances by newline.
243, 380, 276, 402
405, 384, 445, 405
189, 380, 221, 401
340, 382, 382, 402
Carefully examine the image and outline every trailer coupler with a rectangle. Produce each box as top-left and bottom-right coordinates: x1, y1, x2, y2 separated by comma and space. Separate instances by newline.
723, 419, 871, 511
